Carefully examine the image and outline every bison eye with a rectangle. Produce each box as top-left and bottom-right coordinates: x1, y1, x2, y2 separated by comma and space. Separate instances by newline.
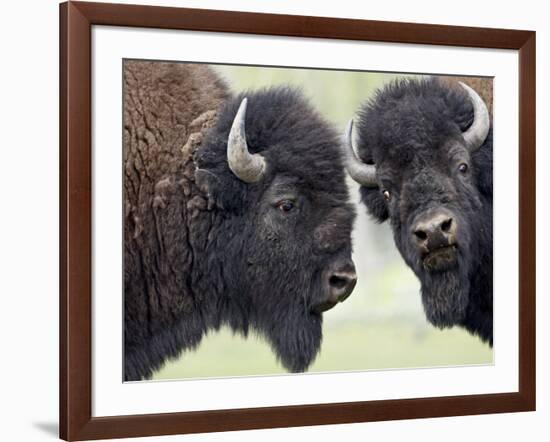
458, 163, 469, 174
382, 190, 391, 201
277, 200, 295, 213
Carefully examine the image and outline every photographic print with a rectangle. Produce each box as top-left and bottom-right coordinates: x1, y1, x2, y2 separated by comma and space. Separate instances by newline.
61, 3, 535, 439
123, 60, 493, 382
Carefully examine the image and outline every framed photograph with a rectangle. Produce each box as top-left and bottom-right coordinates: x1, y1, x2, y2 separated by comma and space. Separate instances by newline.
60, 1, 536, 440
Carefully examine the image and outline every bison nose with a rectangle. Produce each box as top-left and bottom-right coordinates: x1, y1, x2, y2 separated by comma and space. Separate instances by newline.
412, 210, 456, 252
328, 262, 357, 304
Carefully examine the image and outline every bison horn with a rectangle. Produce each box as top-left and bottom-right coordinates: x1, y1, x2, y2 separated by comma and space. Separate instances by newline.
227, 98, 266, 183
342, 119, 377, 187
459, 82, 490, 152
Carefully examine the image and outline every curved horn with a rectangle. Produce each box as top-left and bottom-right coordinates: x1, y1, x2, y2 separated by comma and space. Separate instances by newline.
459, 81, 490, 152
227, 98, 266, 183
342, 120, 377, 187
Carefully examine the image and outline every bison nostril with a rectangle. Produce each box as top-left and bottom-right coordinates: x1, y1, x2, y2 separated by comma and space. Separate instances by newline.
440, 218, 453, 233
329, 275, 348, 290
328, 271, 357, 303
414, 230, 428, 241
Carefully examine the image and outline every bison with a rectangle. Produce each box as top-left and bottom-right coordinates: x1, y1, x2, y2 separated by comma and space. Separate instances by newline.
342, 77, 493, 344
124, 61, 357, 381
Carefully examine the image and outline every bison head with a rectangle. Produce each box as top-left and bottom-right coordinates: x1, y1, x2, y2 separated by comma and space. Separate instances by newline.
195, 87, 356, 372
343, 78, 492, 329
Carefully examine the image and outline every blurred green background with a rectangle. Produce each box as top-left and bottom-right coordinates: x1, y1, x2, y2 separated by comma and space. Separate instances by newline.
152, 64, 493, 380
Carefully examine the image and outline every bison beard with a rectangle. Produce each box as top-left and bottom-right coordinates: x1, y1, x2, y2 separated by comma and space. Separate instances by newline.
419, 255, 471, 328
124, 61, 355, 381
345, 77, 493, 345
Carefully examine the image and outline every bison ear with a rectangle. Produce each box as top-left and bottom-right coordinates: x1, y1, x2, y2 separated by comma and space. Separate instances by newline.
471, 140, 493, 199
476, 170, 492, 199
360, 187, 389, 222
194, 168, 223, 210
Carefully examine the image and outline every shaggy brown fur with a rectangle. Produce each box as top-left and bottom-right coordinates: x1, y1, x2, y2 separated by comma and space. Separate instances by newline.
124, 61, 228, 377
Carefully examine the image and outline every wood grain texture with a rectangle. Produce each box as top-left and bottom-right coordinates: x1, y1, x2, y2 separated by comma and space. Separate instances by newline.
518, 33, 536, 410
75, 1, 531, 49
59, 1, 536, 440
60, 2, 92, 440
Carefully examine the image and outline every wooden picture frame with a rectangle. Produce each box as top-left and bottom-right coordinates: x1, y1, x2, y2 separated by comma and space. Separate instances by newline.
59, 1, 536, 440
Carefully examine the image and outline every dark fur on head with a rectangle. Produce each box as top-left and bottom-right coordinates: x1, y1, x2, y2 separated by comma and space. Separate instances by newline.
124, 61, 355, 380
354, 77, 492, 344
194, 87, 355, 372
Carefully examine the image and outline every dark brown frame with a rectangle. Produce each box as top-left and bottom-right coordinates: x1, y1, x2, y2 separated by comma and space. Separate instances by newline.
59, 1, 536, 440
